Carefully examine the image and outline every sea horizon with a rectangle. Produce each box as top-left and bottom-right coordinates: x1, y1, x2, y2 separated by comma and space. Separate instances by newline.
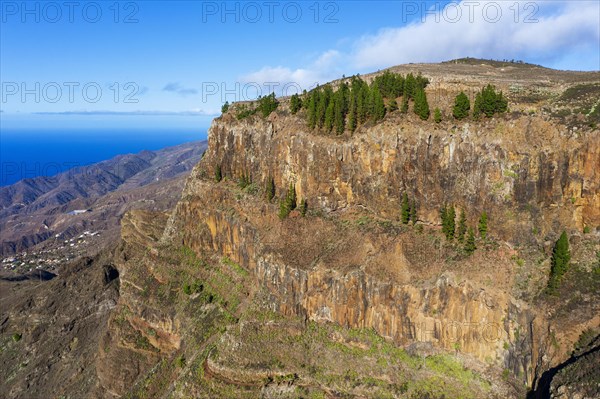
0, 128, 208, 187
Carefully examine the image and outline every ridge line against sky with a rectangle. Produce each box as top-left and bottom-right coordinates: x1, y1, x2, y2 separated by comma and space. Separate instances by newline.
0, 0, 598, 129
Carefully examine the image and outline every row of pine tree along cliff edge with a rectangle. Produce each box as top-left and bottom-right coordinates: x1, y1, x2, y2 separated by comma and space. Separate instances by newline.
221, 71, 509, 134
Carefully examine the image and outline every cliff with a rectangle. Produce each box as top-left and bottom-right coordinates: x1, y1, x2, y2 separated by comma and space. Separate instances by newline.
11, 61, 596, 399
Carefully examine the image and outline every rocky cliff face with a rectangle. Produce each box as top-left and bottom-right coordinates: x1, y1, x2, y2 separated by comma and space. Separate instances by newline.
89, 63, 599, 398
204, 113, 599, 243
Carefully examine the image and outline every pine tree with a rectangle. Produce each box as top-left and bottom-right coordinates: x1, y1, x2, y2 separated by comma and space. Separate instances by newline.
473, 85, 508, 118
434, 108, 442, 123
447, 206, 456, 240
298, 199, 308, 216
257, 92, 279, 118
334, 91, 346, 134
388, 98, 398, 112
547, 231, 571, 291
457, 209, 467, 242
278, 199, 290, 219
404, 73, 416, 99
410, 200, 417, 224
278, 183, 298, 219
307, 90, 318, 129
215, 164, 222, 182
401, 96, 409, 114
413, 88, 430, 120
286, 183, 297, 211
324, 100, 335, 132
441, 205, 456, 240
453, 92, 470, 120
401, 193, 410, 224
221, 101, 230, 114
464, 227, 477, 255
478, 211, 488, 239
316, 90, 328, 128
372, 86, 386, 121
290, 94, 302, 114
265, 176, 275, 201
348, 96, 357, 132
473, 93, 483, 120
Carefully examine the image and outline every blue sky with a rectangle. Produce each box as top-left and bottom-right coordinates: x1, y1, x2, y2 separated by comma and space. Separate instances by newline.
1, 0, 599, 129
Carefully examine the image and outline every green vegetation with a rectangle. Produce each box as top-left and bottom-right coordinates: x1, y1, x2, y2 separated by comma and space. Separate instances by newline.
278, 183, 297, 219
440, 205, 456, 240
453, 92, 470, 120
235, 103, 256, 120
410, 200, 418, 224
175, 354, 186, 368
401, 193, 411, 224
221, 101, 229, 114
400, 193, 418, 224
257, 92, 279, 118
298, 198, 308, 217
237, 171, 252, 189
12, 333, 22, 343
434, 107, 442, 123
214, 164, 222, 183
183, 280, 203, 295
413, 88, 430, 120
478, 211, 488, 239
211, 308, 490, 399
473, 85, 508, 118
265, 176, 275, 201
401, 96, 409, 113
464, 228, 477, 255
290, 93, 302, 114
303, 72, 429, 134
233, 92, 279, 120
547, 231, 571, 292
457, 209, 467, 242
372, 70, 406, 98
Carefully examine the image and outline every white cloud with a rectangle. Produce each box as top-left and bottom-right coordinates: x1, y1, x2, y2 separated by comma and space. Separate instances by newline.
239, 50, 345, 96
352, 1, 599, 69
241, 0, 599, 87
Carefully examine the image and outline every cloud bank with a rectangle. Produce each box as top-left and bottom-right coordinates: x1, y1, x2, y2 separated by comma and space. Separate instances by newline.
242, 1, 599, 90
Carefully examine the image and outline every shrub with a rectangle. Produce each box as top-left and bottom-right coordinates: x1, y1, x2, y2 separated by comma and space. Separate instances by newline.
175, 354, 186, 368
238, 172, 251, 189
434, 107, 442, 123
214, 164, 222, 182
478, 211, 488, 239
12, 333, 22, 342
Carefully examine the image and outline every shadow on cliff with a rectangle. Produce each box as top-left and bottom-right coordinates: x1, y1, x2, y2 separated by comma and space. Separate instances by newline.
527, 343, 600, 398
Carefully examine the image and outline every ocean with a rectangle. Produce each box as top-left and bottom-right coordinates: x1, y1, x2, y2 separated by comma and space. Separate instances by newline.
0, 128, 207, 186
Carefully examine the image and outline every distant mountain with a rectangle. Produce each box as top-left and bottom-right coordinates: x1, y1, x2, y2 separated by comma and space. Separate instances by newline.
0, 141, 206, 255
